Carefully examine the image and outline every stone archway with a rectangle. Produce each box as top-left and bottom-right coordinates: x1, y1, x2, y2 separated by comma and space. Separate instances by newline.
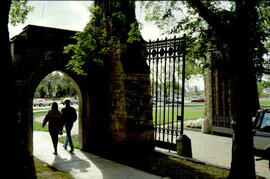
12, 25, 94, 157
12, 24, 154, 159
31, 70, 85, 150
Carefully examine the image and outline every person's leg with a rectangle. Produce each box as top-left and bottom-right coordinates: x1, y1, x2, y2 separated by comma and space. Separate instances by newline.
65, 124, 74, 152
63, 124, 68, 149
64, 135, 68, 149
50, 131, 58, 154
53, 133, 58, 154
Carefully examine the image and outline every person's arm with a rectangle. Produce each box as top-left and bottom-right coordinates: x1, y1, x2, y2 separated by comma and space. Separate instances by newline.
74, 108, 77, 119
42, 115, 49, 128
72, 108, 77, 122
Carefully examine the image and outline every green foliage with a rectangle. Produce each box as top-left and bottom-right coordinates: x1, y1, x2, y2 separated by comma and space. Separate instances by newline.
64, 5, 118, 74
35, 72, 77, 99
127, 21, 142, 43
140, 1, 207, 79
65, 1, 141, 75
141, 1, 270, 79
9, 0, 34, 26
258, 2, 270, 72
257, 79, 270, 96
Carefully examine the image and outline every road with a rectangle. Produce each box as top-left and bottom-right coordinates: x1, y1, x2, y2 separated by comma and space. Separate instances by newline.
156, 130, 270, 178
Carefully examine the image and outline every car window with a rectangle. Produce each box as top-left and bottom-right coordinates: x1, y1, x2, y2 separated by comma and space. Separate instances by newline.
255, 111, 263, 129
261, 112, 270, 130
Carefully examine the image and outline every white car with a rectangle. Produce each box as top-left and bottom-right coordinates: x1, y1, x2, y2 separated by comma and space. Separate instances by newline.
253, 109, 270, 159
33, 99, 52, 107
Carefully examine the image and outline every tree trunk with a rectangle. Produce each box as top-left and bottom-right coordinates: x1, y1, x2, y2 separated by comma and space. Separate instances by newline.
229, 72, 256, 178
187, 0, 259, 177
228, 1, 258, 178
1, 1, 36, 178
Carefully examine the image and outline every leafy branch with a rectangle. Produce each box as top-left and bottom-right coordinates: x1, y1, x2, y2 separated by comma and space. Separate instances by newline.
9, 0, 34, 26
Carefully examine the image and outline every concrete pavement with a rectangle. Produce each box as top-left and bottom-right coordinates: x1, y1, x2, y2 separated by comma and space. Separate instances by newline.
34, 114, 269, 178
34, 131, 161, 179
156, 130, 270, 178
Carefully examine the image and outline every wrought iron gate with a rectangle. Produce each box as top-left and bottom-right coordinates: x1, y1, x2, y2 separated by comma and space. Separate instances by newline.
147, 35, 186, 151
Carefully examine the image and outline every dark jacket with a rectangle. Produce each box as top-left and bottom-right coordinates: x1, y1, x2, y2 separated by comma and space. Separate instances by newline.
42, 109, 62, 133
61, 106, 77, 125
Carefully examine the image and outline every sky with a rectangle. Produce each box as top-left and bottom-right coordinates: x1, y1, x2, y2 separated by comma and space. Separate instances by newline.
8, 1, 204, 90
8, 1, 163, 40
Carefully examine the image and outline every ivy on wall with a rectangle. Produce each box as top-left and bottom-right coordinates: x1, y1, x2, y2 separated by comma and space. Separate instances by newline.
64, 1, 141, 75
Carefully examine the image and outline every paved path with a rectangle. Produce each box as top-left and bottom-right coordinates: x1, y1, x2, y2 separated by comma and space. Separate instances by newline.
34, 131, 161, 179
157, 130, 270, 178
34, 115, 269, 178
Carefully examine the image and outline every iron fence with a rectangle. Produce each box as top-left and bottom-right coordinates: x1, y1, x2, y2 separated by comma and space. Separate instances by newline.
147, 35, 186, 151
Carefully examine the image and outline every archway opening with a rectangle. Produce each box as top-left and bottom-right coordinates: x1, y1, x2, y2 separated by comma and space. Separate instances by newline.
32, 70, 83, 154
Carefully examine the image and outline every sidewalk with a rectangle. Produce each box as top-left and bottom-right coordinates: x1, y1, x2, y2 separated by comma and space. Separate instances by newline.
33, 131, 161, 179
34, 115, 269, 178
157, 130, 270, 178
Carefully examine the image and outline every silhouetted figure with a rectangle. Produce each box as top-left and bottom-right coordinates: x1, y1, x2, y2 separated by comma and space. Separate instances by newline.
61, 99, 77, 153
42, 102, 62, 155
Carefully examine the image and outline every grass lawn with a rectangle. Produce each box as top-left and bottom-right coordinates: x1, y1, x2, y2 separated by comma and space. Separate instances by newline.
153, 108, 205, 125
33, 121, 48, 132
59, 135, 79, 149
259, 97, 270, 107
33, 111, 48, 116
123, 151, 230, 179
35, 157, 73, 179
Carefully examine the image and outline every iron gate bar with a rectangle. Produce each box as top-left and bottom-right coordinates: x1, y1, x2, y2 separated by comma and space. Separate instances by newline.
176, 49, 182, 139
171, 37, 176, 144
155, 40, 159, 141
181, 34, 186, 135
163, 43, 167, 142
158, 57, 162, 141
147, 35, 186, 151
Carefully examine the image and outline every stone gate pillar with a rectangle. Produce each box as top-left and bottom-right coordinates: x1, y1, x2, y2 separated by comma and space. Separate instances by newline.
205, 48, 233, 135
93, 0, 154, 156
108, 42, 154, 156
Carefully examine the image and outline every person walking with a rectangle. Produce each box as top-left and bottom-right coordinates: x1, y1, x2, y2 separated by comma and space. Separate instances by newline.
62, 99, 77, 153
42, 102, 62, 155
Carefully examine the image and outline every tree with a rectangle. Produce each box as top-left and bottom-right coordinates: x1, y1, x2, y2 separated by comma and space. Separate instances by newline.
35, 72, 78, 99
1, 0, 34, 177
1, 0, 25, 177
141, 1, 269, 79
186, 1, 261, 177
142, 1, 268, 178
65, 0, 144, 75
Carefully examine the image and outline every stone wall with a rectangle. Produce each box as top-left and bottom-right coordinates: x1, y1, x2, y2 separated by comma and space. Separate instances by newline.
12, 24, 154, 161
105, 43, 154, 156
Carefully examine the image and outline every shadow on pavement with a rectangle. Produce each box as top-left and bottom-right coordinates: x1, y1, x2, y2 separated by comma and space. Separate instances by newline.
52, 152, 91, 173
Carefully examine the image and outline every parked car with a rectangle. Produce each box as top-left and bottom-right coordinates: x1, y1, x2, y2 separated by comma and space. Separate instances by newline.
33, 99, 52, 107
253, 108, 270, 159
166, 97, 182, 104
191, 98, 204, 103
